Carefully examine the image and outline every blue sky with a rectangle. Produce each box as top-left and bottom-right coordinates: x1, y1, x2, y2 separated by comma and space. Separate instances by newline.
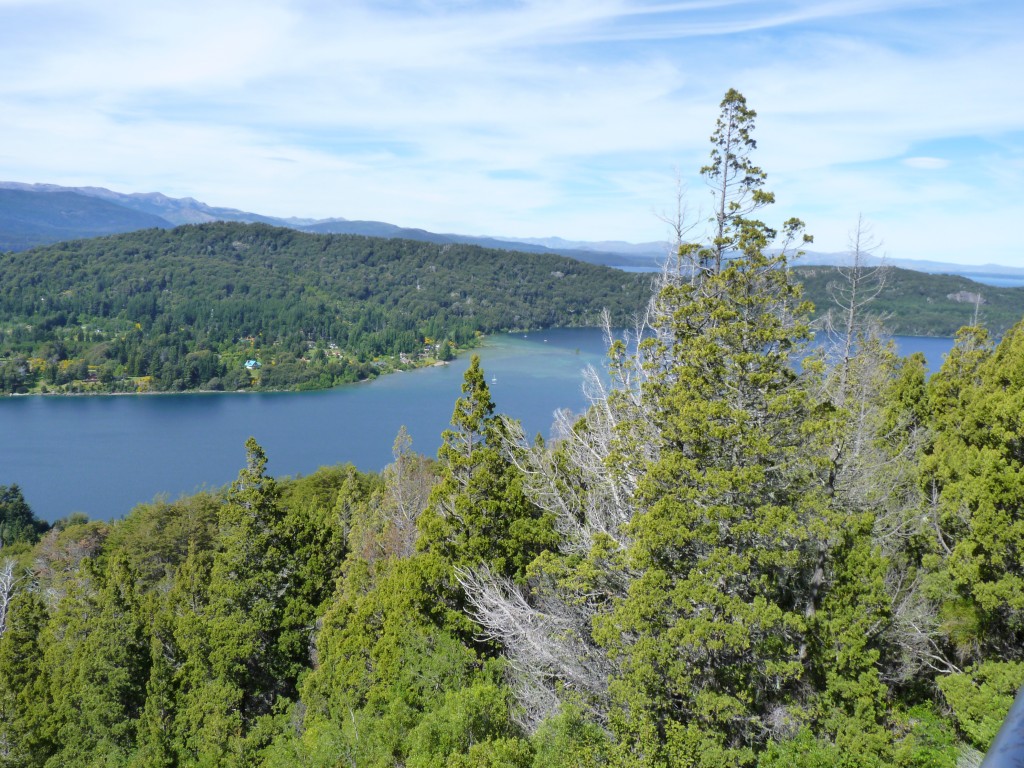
2, 0, 1022, 267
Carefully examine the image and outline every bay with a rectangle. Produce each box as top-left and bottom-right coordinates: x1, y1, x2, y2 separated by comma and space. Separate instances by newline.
0, 328, 955, 522
1, 328, 612, 522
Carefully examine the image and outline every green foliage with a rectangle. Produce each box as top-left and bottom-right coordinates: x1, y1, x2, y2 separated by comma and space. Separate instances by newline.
275, 464, 366, 679
891, 705, 959, 768
758, 705, 958, 768
405, 682, 526, 768
759, 729, 842, 768
102, 492, 219, 587
39, 555, 150, 768
794, 265, 1024, 338
201, 439, 292, 732
3, 89, 1024, 768
879, 350, 929, 452
593, 94, 821, 762
700, 88, 775, 274
0, 591, 54, 767
296, 552, 510, 766
420, 355, 557, 584
531, 705, 612, 767
938, 661, 1024, 751
0, 484, 49, 548
922, 321, 1024, 661
0, 222, 649, 394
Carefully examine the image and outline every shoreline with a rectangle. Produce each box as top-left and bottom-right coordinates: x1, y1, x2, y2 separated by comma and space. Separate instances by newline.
5, 357, 458, 399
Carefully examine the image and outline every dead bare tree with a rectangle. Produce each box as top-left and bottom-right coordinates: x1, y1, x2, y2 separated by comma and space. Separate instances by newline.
654, 173, 702, 284
0, 557, 25, 636
822, 215, 889, 406
458, 565, 616, 730
456, 268, 694, 730
347, 427, 436, 563
378, 426, 435, 559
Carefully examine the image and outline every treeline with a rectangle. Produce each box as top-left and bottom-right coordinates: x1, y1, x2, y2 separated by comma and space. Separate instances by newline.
0, 223, 649, 394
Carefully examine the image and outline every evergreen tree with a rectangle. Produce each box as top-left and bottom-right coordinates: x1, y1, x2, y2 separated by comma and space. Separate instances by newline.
458, 90, 912, 767
171, 439, 292, 765
0, 485, 48, 549
922, 321, 1024, 664
599, 237, 818, 765
0, 592, 53, 767
699, 88, 774, 275
39, 555, 150, 767
206, 440, 290, 757
419, 355, 556, 583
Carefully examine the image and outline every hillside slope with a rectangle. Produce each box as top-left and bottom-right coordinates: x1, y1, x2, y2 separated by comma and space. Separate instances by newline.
796, 265, 1024, 337
0, 222, 650, 394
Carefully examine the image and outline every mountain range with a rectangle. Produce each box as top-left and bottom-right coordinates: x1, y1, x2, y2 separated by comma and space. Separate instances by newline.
3, 181, 1024, 281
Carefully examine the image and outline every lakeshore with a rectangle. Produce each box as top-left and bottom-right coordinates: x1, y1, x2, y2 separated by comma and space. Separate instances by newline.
0, 329, 957, 522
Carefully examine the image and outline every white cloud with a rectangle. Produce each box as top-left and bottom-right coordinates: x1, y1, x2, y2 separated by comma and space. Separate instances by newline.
1, 0, 1023, 266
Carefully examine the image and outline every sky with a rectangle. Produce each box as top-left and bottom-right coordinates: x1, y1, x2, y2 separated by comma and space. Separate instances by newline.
1, 0, 1023, 267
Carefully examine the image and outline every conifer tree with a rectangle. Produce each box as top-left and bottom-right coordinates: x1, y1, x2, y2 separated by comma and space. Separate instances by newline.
0, 592, 53, 767
460, 90, 915, 766
166, 546, 216, 765
173, 438, 292, 765
208, 438, 290, 709
419, 355, 555, 583
699, 88, 775, 275
130, 594, 179, 768
40, 555, 149, 767
0, 485, 48, 549
599, 222, 818, 764
923, 321, 1024, 664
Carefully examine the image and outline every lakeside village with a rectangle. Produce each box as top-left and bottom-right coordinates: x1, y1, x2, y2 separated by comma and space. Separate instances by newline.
5, 331, 465, 396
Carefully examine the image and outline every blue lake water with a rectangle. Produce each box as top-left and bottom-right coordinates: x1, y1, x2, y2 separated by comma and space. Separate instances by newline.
614, 266, 1024, 288
0, 328, 955, 522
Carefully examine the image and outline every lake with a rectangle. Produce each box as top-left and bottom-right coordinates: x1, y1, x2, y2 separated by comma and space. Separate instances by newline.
615, 265, 1024, 288
0, 328, 955, 522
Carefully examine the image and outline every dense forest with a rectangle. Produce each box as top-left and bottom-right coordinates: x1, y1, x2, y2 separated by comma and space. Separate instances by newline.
0, 225, 649, 394
795, 264, 1024, 338
2, 90, 1023, 767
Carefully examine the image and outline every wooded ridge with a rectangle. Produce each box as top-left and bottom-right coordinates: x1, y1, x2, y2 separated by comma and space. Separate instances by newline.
795, 264, 1024, 338
0, 222, 650, 394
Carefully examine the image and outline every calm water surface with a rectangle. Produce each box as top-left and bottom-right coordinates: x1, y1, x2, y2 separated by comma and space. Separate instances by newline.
0, 328, 955, 522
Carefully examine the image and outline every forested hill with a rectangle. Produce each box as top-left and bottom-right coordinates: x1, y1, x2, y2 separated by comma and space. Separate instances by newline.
0, 222, 650, 394
795, 264, 1024, 337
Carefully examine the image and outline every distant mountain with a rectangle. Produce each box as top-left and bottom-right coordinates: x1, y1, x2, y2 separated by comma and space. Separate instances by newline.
3, 181, 1022, 281
0, 182, 649, 266
0, 181, 321, 228
302, 219, 642, 267
789, 249, 1024, 281
504, 235, 670, 260
0, 188, 172, 251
